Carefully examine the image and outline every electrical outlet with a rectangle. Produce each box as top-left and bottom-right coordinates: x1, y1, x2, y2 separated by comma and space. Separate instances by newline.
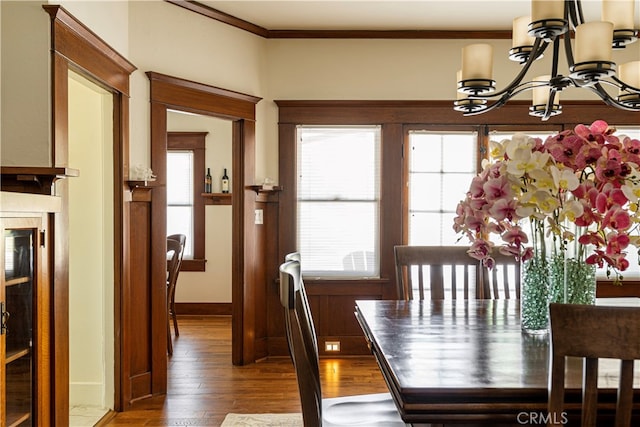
254, 209, 263, 225
325, 341, 340, 352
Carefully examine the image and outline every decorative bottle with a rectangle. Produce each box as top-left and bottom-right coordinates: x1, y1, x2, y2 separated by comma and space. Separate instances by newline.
205, 168, 212, 193
221, 168, 230, 193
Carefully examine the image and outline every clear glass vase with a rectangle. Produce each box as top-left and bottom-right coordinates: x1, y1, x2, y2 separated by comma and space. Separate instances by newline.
521, 255, 551, 334
521, 252, 597, 334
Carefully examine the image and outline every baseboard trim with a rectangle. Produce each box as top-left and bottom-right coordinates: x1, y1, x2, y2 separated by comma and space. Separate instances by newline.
175, 302, 232, 315
95, 410, 117, 427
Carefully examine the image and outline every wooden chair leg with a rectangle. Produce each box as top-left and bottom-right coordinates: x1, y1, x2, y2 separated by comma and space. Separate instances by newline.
171, 297, 179, 336
167, 312, 173, 356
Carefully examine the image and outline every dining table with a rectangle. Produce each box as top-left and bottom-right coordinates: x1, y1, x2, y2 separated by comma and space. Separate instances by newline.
355, 298, 640, 425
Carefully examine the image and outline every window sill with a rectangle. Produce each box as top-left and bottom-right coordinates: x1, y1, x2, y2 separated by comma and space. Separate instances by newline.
180, 259, 206, 272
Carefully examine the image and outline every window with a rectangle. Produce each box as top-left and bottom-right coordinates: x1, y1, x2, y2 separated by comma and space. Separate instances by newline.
167, 132, 206, 271
297, 126, 381, 278
407, 131, 478, 245
167, 151, 194, 255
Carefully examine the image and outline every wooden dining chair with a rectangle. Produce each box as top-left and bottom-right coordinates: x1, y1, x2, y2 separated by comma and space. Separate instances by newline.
394, 245, 485, 300
548, 303, 640, 427
279, 259, 407, 427
167, 234, 186, 339
166, 238, 182, 355
482, 252, 521, 300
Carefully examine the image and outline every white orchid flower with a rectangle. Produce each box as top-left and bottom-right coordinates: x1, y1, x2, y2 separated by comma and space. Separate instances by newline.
550, 165, 579, 191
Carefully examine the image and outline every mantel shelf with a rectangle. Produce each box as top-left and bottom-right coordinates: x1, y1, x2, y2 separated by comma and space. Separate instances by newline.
1, 166, 79, 195
202, 192, 232, 205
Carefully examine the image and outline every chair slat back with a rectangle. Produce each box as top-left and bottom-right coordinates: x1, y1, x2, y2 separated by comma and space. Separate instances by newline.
394, 246, 482, 300
548, 303, 640, 427
166, 238, 181, 288
279, 260, 322, 427
482, 252, 521, 300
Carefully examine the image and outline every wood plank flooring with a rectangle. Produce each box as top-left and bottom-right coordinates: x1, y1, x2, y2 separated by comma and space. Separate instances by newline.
106, 315, 390, 426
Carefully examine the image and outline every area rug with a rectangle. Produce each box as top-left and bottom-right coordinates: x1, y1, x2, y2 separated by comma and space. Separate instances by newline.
221, 413, 303, 426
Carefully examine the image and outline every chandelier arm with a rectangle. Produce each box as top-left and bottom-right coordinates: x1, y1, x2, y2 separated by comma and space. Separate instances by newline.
462, 81, 550, 116
584, 82, 640, 111
542, 90, 560, 121
610, 76, 640, 94
567, 0, 585, 29
563, 23, 576, 69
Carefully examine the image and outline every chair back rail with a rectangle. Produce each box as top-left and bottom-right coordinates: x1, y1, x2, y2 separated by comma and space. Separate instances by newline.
280, 260, 323, 427
548, 303, 640, 427
394, 245, 521, 300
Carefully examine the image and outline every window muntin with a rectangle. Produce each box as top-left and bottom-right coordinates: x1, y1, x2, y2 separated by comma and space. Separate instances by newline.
408, 131, 477, 246
297, 126, 381, 278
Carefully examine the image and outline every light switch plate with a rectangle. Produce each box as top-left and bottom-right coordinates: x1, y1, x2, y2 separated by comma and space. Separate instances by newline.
254, 209, 263, 225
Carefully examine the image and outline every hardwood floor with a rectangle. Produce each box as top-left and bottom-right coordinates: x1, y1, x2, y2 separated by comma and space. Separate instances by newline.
106, 315, 390, 426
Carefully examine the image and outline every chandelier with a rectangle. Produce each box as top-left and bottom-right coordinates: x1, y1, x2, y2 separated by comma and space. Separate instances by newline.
454, 0, 640, 120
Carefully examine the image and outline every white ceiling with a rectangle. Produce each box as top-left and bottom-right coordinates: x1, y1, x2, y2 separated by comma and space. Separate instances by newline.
198, 0, 639, 32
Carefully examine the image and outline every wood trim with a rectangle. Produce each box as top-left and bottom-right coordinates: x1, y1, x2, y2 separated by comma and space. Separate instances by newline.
167, 132, 207, 266
148, 72, 260, 372
174, 303, 232, 316
146, 72, 261, 119
43, 5, 136, 95
165, 0, 269, 38
267, 29, 511, 39
165, 0, 511, 40
275, 100, 640, 126
44, 3, 136, 415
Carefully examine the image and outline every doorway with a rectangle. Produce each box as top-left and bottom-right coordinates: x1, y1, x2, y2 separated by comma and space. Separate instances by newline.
147, 71, 261, 379
166, 111, 233, 309
67, 70, 114, 422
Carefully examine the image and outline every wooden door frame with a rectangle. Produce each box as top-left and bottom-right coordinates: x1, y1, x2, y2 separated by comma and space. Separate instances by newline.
146, 72, 262, 377
43, 4, 136, 418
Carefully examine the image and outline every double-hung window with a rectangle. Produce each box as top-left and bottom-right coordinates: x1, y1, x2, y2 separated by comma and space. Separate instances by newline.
166, 132, 206, 271
296, 125, 381, 278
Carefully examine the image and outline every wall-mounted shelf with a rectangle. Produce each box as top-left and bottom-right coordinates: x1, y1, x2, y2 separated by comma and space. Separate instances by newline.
246, 185, 282, 195
1, 166, 79, 195
126, 180, 158, 191
202, 193, 232, 205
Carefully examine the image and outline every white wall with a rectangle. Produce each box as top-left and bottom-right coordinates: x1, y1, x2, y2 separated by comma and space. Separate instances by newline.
167, 111, 233, 303
68, 71, 114, 410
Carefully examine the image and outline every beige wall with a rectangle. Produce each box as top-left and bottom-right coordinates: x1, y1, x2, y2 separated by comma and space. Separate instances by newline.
127, 0, 269, 180
0, 1, 50, 166
68, 71, 114, 410
167, 111, 233, 303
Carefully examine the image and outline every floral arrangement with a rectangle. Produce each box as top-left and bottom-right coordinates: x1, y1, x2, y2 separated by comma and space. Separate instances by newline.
453, 120, 640, 281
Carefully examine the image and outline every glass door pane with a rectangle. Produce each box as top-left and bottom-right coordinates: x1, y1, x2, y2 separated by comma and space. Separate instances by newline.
4, 228, 35, 427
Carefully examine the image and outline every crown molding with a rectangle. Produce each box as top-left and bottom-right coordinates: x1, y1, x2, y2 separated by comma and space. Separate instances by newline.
165, 0, 511, 40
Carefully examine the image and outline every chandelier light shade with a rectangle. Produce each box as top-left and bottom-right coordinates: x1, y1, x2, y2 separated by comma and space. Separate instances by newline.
454, 0, 640, 120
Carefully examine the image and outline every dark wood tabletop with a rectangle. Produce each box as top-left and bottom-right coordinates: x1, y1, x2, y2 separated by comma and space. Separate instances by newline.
355, 298, 640, 425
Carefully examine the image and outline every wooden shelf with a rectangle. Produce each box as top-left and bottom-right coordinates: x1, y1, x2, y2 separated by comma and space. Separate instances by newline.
202, 193, 232, 205
5, 277, 30, 287
6, 348, 30, 364
126, 180, 158, 191
1, 166, 79, 195
246, 185, 282, 194
7, 412, 30, 427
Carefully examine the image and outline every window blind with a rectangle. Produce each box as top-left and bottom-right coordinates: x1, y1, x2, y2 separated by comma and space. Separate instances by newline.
167, 151, 194, 258
297, 126, 381, 278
